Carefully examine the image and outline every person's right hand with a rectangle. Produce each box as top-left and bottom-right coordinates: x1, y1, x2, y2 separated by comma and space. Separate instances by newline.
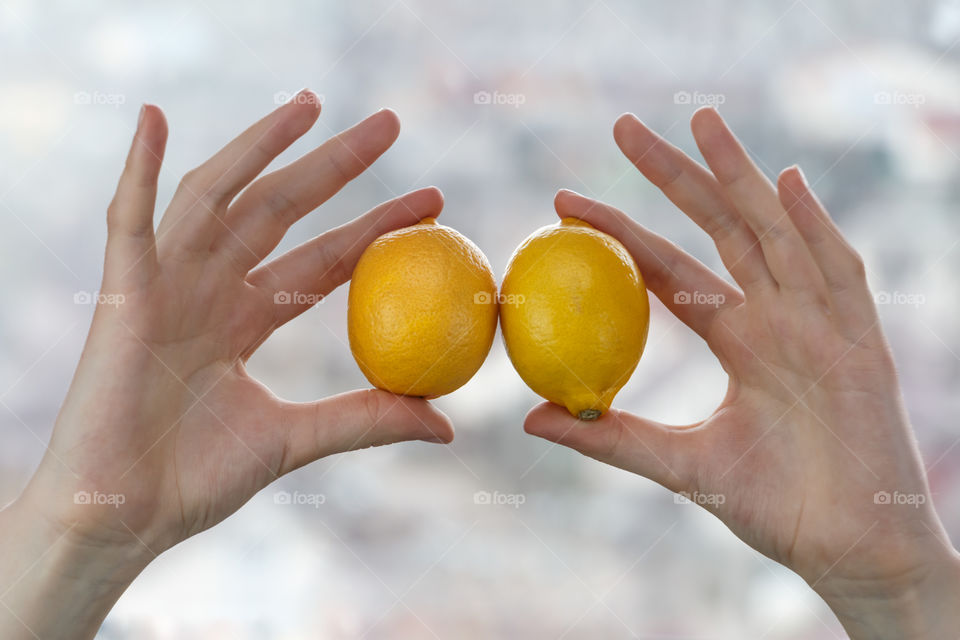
1, 91, 452, 640
525, 107, 960, 638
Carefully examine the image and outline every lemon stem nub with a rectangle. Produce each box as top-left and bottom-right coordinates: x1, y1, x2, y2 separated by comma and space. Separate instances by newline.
578, 409, 602, 421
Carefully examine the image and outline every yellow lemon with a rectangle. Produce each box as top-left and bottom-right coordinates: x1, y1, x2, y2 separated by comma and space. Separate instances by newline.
500, 218, 649, 419
348, 218, 498, 397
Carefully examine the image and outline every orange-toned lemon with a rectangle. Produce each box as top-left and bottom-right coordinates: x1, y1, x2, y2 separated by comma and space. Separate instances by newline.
500, 218, 649, 419
347, 218, 498, 397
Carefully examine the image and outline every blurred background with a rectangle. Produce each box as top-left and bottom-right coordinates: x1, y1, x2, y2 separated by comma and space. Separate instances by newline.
2, 0, 960, 637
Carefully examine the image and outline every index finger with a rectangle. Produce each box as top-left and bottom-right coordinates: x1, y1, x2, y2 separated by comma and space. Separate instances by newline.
554, 189, 741, 340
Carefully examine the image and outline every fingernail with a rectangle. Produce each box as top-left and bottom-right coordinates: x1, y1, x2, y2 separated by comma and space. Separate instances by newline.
292, 88, 320, 108
137, 104, 146, 129
418, 436, 448, 444
557, 188, 586, 199
794, 165, 809, 186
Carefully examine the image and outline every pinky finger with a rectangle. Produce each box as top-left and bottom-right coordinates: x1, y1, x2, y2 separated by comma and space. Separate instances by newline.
776, 167, 876, 329
104, 104, 168, 288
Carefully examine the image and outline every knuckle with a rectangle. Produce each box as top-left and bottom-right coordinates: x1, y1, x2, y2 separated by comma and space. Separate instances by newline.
260, 184, 299, 225
327, 141, 362, 182
105, 200, 123, 228
826, 252, 867, 294
704, 211, 742, 245
179, 167, 225, 207
716, 168, 749, 189
359, 389, 384, 427
763, 218, 793, 243
106, 200, 152, 238
600, 415, 627, 460
657, 242, 688, 284
656, 164, 684, 190
178, 168, 205, 194
311, 236, 350, 285
847, 252, 867, 280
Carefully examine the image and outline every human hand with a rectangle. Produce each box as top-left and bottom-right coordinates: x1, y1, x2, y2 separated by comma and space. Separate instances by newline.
0, 92, 452, 639
525, 108, 960, 638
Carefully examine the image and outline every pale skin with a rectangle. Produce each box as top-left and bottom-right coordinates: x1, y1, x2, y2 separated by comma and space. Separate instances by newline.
0, 97, 956, 638
525, 107, 960, 638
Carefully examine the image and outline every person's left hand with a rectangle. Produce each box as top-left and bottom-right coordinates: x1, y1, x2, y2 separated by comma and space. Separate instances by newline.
523, 108, 960, 638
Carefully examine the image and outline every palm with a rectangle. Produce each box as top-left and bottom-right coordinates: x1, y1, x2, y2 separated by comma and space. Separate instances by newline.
171, 370, 280, 538
693, 301, 900, 578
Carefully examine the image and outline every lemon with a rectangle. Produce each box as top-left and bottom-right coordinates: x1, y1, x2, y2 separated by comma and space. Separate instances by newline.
500, 218, 649, 419
348, 218, 498, 398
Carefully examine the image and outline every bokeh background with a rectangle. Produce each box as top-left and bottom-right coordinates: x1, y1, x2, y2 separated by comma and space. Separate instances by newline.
3, 0, 960, 637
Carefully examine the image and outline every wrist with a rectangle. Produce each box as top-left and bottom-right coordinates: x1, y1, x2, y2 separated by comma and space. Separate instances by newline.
814, 545, 960, 640
0, 493, 151, 639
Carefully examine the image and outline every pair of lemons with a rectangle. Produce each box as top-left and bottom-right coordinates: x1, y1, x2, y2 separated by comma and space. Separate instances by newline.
347, 216, 650, 420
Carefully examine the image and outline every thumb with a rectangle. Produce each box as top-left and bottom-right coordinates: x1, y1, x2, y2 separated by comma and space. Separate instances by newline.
275, 389, 454, 476
524, 402, 694, 494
